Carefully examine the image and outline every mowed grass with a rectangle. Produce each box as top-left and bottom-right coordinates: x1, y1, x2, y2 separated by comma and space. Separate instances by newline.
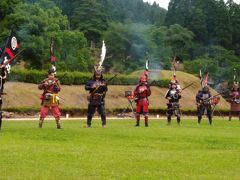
0, 119, 240, 179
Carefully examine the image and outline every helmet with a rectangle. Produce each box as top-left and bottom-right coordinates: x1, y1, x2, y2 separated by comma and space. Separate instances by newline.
48, 68, 55, 75
233, 82, 239, 89
94, 69, 102, 76
93, 69, 103, 79
48, 65, 56, 75
203, 86, 209, 93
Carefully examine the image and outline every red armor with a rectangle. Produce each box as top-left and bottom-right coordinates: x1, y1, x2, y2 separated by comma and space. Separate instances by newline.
134, 84, 151, 114
229, 87, 240, 121
38, 73, 61, 129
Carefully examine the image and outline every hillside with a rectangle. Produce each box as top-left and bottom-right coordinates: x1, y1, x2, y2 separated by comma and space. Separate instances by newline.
2, 70, 229, 111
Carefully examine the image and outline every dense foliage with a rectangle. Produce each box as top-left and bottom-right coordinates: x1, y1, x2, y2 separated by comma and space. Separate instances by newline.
0, 0, 239, 85
8, 69, 170, 86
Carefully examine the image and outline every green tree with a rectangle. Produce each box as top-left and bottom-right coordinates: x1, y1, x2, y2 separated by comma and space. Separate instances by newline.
166, 24, 194, 59
104, 23, 155, 72
70, 0, 109, 47
1, 0, 91, 70
228, 2, 240, 56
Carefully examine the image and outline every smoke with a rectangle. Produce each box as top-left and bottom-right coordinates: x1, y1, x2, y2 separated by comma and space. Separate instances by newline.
149, 69, 162, 80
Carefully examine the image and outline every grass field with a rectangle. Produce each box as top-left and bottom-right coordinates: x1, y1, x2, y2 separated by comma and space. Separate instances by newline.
1, 119, 240, 179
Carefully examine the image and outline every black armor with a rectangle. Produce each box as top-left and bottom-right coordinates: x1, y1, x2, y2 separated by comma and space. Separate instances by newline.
165, 83, 181, 125
196, 87, 212, 125
85, 73, 108, 127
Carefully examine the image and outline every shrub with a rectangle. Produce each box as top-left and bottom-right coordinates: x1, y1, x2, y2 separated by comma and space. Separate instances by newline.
8, 69, 170, 87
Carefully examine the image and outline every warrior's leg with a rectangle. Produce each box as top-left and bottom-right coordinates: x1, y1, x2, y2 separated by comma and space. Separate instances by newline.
52, 106, 61, 129
198, 106, 204, 124
143, 105, 149, 127
176, 106, 181, 125
177, 115, 181, 125
0, 111, 2, 130
166, 108, 172, 125
229, 111, 232, 121
55, 117, 61, 129
97, 104, 106, 127
198, 116, 202, 124
207, 107, 212, 125
135, 114, 140, 126
135, 105, 141, 126
208, 116, 212, 125
39, 117, 44, 128
39, 106, 49, 128
166, 104, 173, 125
144, 115, 148, 127
167, 115, 171, 125
0, 97, 2, 130
87, 104, 95, 127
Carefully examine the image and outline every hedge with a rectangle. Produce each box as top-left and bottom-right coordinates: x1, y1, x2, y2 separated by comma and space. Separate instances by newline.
8, 69, 170, 87
3, 107, 229, 117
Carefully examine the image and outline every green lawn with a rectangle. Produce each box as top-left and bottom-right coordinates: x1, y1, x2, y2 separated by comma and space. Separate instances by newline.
0, 119, 240, 179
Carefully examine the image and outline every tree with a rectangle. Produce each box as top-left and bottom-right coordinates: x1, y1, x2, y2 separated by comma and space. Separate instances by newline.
228, 2, 240, 56
1, 0, 91, 70
166, 24, 194, 59
70, 0, 109, 47
104, 23, 154, 72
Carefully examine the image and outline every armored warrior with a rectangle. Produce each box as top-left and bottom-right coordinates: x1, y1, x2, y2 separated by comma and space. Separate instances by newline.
38, 68, 61, 129
0, 31, 21, 130
0, 49, 5, 129
134, 73, 151, 127
196, 86, 212, 125
85, 69, 108, 128
85, 40, 108, 128
165, 82, 181, 125
228, 83, 240, 121
0, 65, 7, 129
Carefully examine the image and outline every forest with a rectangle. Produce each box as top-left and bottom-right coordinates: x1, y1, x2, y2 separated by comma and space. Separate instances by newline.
0, 0, 239, 85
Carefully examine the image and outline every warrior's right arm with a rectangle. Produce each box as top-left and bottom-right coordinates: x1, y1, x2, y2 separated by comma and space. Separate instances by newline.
38, 82, 46, 90
196, 92, 202, 102
85, 81, 93, 91
38, 78, 50, 90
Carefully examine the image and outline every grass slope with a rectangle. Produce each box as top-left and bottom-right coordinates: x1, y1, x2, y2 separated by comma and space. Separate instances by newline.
0, 119, 240, 179
3, 70, 229, 111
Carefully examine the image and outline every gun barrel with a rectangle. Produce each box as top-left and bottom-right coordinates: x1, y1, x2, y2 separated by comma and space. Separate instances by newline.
2, 49, 24, 66
182, 82, 194, 91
